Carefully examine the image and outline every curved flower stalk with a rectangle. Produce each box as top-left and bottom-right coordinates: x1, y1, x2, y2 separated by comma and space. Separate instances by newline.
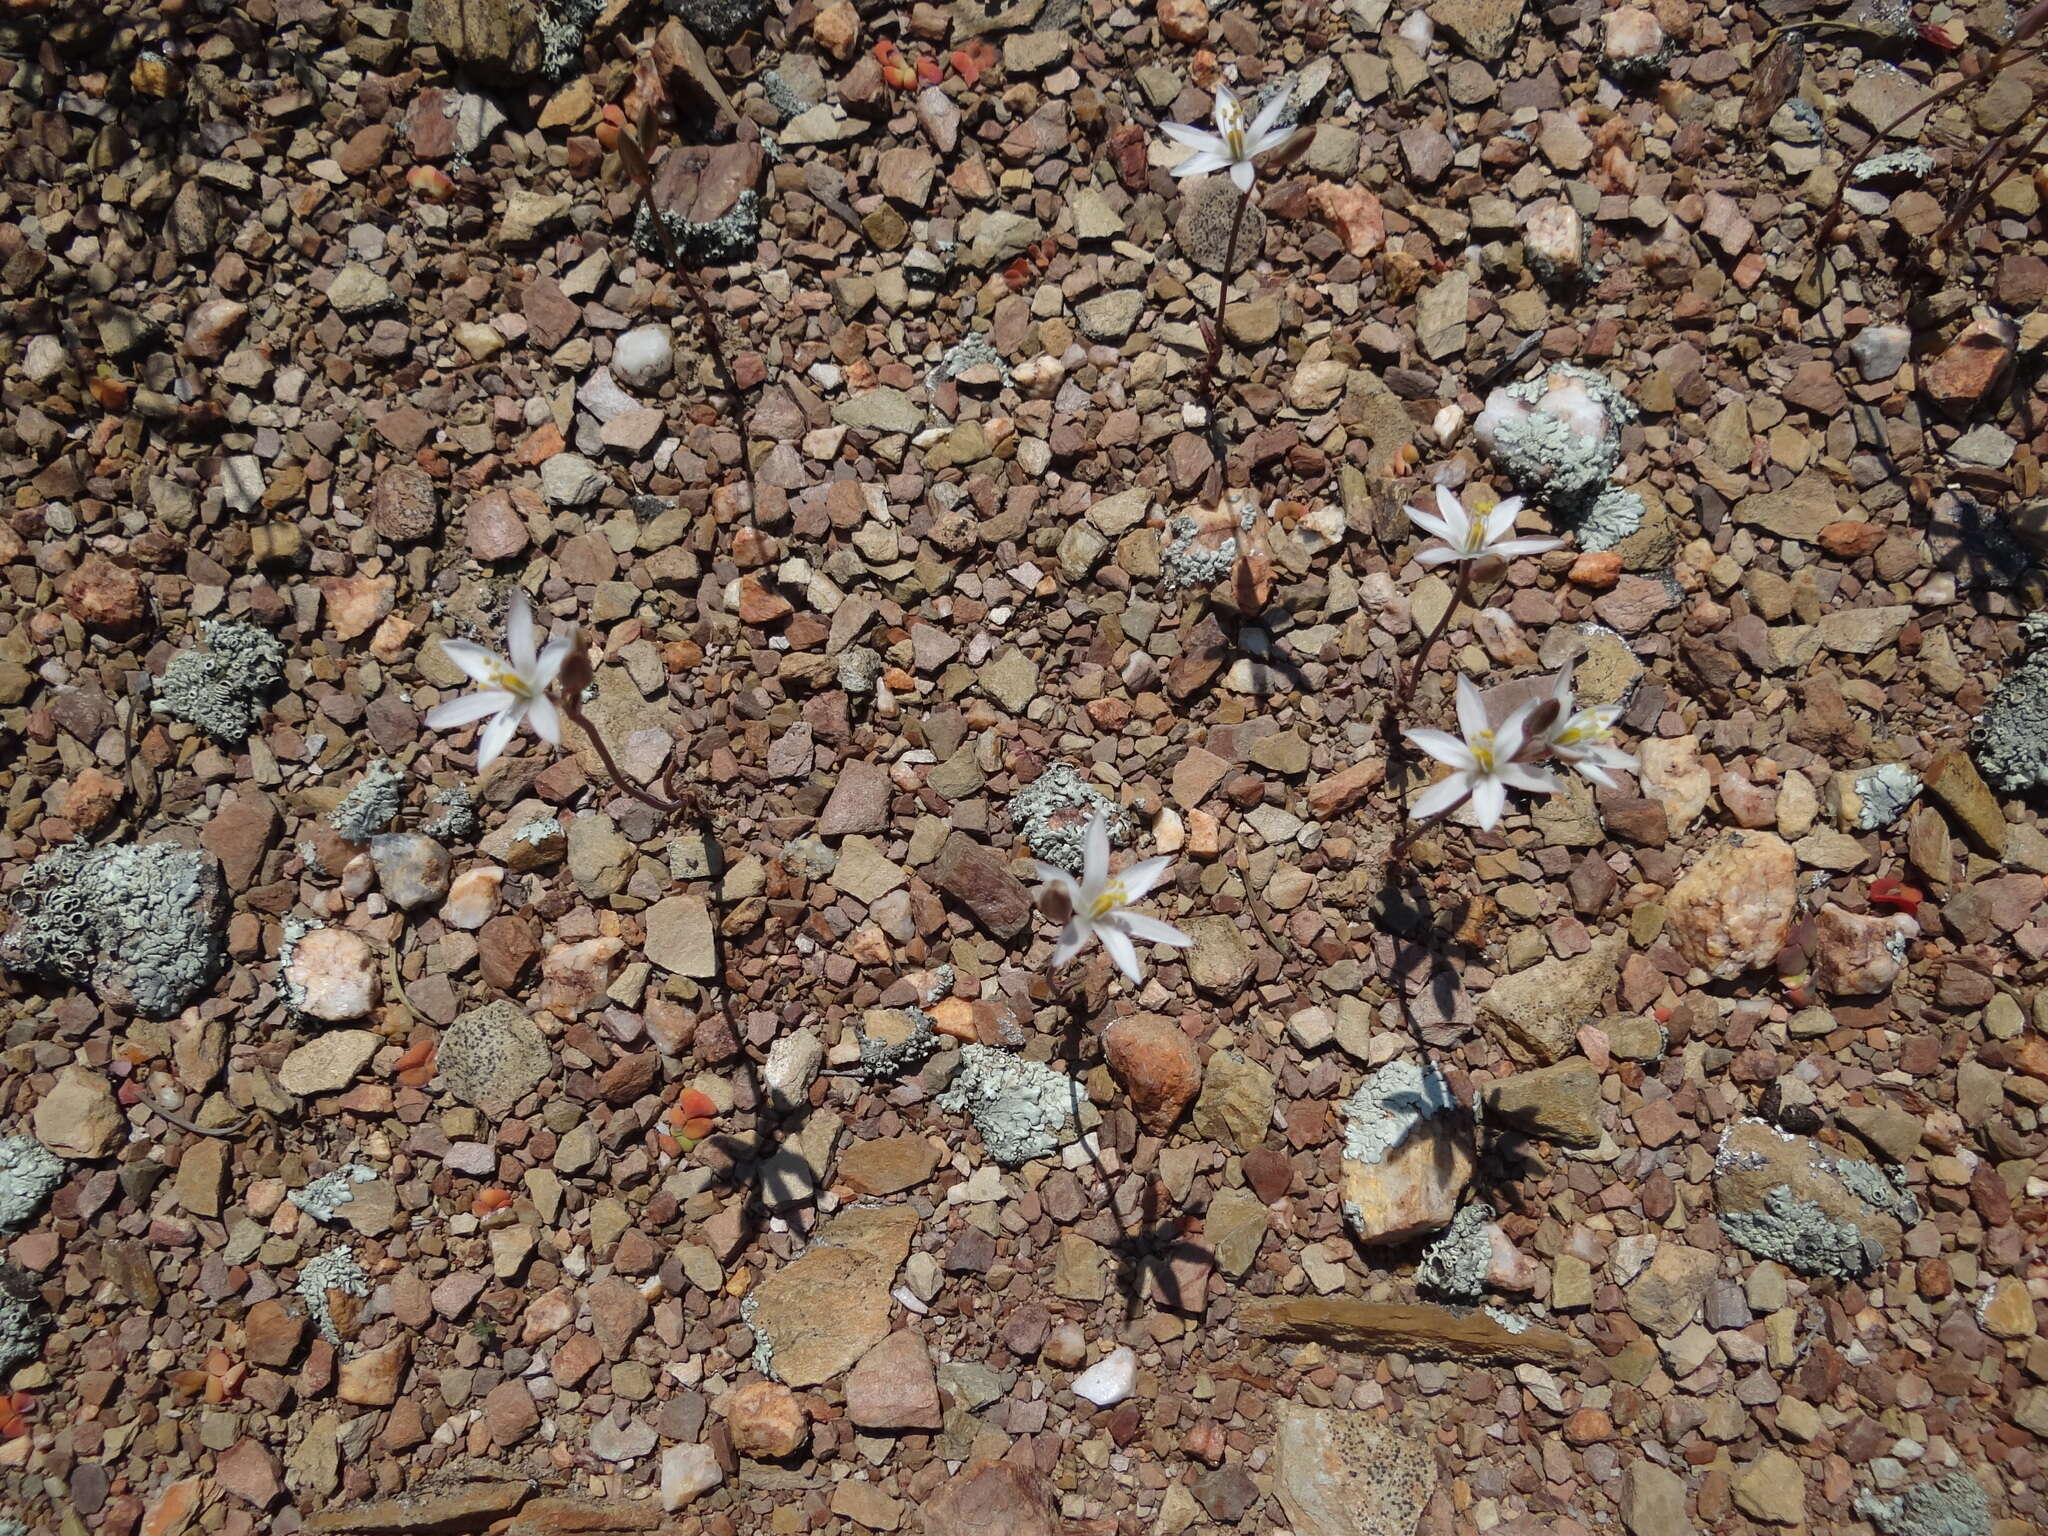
1160, 80, 1303, 390
1397, 484, 1563, 704
1031, 811, 1192, 985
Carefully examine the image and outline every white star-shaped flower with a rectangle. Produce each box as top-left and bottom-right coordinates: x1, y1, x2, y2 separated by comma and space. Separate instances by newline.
425, 589, 576, 771
1160, 81, 1299, 194
1539, 672, 1638, 789
1404, 675, 1562, 830
1405, 485, 1565, 568
1031, 811, 1193, 984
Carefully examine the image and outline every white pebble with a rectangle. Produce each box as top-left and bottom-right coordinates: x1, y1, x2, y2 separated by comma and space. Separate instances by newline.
1071, 1345, 1137, 1407
611, 325, 675, 391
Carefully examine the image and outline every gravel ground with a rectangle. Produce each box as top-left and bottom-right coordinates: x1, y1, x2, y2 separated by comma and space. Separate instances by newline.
1, 0, 2046, 1532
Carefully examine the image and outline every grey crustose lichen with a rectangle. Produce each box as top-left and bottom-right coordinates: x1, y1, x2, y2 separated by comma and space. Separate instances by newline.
1716, 1183, 1874, 1280
0, 841, 228, 1017
1856, 1469, 1992, 1536
936, 1044, 1079, 1165
1483, 365, 1642, 549
329, 758, 406, 842
297, 1248, 370, 1345
1973, 613, 2048, 794
153, 619, 285, 744
1416, 1202, 1495, 1300
292, 1165, 376, 1225
0, 1136, 63, 1232
0, 1269, 45, 1377
1008, 762, 1134, 874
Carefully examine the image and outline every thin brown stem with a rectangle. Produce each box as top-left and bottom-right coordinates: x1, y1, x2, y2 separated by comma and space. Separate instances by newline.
1396, 562, 1472, 706
620, 128, 745, 404
1197, 189, 1251, 403
562, 698, 687, 815
1389, 785, 1473, 859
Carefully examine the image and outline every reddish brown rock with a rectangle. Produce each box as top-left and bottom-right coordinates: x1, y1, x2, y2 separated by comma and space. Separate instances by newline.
1923, 311, 2017, 417
1102, 1013, 1201, 1135
64, 554, 147, 630
1810, 902, 1913, 998
844, 1329, 943, 1431
243, 1298, 305, 1368
924, 1461, 1056, 1536
726, 1379, 808, 1459
931, 831, 1033, 939
484, 1379, 541, 1445
369, 464, 440, 542
466, 488, 534, 561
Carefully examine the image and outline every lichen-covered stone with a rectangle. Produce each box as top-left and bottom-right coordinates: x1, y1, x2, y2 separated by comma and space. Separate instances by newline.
153, 620, 285, 744
0, 842, 229, 1017
935, 1044, 1079, 1165
0, 1267, 47, 1376
296, 1248, 370, 1345
1713, 1118, 1919, 1277
0, 1136, 64, 1231
1340, 1060, 1475, 1244
1974, 613, 2048, 794
1855, 1469, 1991, 1536
328, 759, 407, 842
1008, 762, 1133, 874
1416, 1202, 1495, 1300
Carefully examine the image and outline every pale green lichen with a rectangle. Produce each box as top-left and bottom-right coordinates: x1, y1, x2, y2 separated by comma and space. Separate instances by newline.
328, 759, 406, 841
1717, 1183, 1872, 1279
0, 1269, 46, 1376
0, 1136, 63, 1232
1341, 1060, 1456, 1165
857, 1007, 940, 1079
1160, 513, 1238, 591
635, 192, 762, 266
292, 1165, 375, 1225
1974, 614, 2048, 794
296, 1248, 370, 1345
1834, 1154, 1923, 1227
420, 784, 478, 842
1484, 1304, 1532, 1334
1417, 1202, 1494, 1300
1854, 763, 1923, 830
0, 841, 228, 1017
1477, 365, 1641, 548
936, 1044, 1078, 1165
1009, 762, 1133, 875
154, 619, 285, 744
1855, 1468, 1992, 1536
539, 0, 604, 78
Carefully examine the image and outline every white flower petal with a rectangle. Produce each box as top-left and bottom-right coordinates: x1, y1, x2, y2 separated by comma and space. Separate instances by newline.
1493, 535, 1567, 560
1404, 504, 1455, 542
475, 704, 525, 771
1052, 920, 1092, 969
1114, 855, 1175, 902
1403, 728, 1474, 770
440, 638, 509, 688
1500, 761, 1563, 796
526, 694, 563, 747
1112, 911, 1192, 948
1171, 149, 1232, 179
1098, 924, 1143, 985
1469, 776, 1508, 830
533, 634, 576, 693
1083, 810, 1112, 899
426, 690, 514, 730
1454, 674, 1490, 741
1413, 546, 1462, 568
1246, 90, 1290, 144
1411, 773, 1473, 821
506, 589, 536, 673
1160, 121, 1223, 151
1229, 159, 1257, 193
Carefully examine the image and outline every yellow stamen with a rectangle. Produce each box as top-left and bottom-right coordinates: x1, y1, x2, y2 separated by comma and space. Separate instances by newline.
494, 666, 534, 700
1089, 882, 1128, 918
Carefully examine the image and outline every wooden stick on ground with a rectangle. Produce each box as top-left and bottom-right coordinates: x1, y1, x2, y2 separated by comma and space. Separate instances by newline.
1239, 1296, 1585, 1364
